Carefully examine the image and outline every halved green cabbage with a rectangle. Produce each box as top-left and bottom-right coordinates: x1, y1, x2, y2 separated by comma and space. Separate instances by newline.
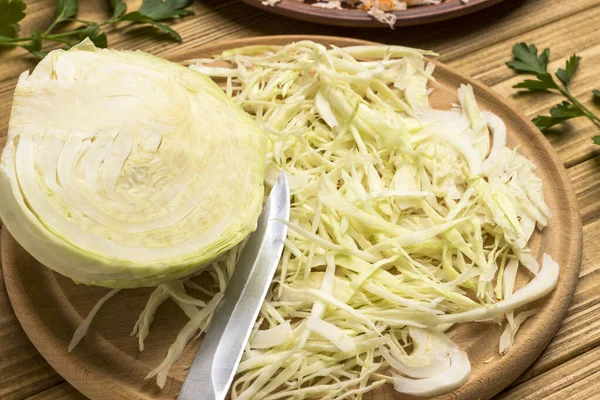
0, 39, 264, 288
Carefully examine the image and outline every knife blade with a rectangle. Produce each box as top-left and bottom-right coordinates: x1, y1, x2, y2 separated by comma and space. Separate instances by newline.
177, 172, 290, 400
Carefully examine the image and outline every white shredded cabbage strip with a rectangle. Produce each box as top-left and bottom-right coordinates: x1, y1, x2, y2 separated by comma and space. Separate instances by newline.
71, 41, 559, 399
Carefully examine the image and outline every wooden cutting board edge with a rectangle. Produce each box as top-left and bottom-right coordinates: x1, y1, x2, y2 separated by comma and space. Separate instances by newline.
0, 34, 583, 400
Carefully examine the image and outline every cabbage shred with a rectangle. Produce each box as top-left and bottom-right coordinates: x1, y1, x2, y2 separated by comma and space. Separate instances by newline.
73, 41, 559, 398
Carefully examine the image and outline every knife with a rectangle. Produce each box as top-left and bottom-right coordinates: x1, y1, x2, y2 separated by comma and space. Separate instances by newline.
177, 172, 290, 400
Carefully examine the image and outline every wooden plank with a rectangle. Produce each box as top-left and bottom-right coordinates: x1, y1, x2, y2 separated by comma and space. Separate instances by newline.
451, 6, 600, 84
497, 346, 600, 400
26, 383, 85, 400
568, 157, 600, 226
399, 0, 600, 63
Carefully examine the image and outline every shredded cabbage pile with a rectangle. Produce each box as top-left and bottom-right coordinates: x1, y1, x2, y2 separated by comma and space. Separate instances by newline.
72, 41, 559, 399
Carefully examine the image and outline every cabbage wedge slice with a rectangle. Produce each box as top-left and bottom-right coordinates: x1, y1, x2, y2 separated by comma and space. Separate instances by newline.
0, 39, 265, 288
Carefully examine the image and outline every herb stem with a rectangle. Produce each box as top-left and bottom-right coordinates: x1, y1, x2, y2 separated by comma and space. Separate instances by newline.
44, 37, 75, 46
557, 87, 600, 124
71, 18, 95, 25
0, 36, 31, 43
43, 21, 59, 35
44, 30, 81, 39
0, 41, 26, 47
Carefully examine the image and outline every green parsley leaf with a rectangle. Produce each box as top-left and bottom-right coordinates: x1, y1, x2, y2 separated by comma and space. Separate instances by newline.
532, 101, 585, 131
0, 0, 26, 38
549, 101, 585, 118
136, 0, 193, 21
23, 29, 43, 54
147, 21, 182, 42
30, 49, 48, 58
118, 12, 149, 23
109, 0, 127, 22
117, 0, 192, 42
513, 73, 557, 92
531, 116, 558, 131
55, 0, 79, 24
122, 0, 193, 23
0, 23, 19, 38
509, 42, 600, 138
118, 14, 184, 42
507, 43, 550, 75
75, 24, 107, 48
556, 55, 581, 87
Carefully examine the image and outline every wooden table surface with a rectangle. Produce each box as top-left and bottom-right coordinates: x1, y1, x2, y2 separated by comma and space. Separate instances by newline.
1, 0, 599, 399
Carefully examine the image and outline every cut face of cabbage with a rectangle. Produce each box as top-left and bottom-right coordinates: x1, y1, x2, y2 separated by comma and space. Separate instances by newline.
0, 39, 265, 288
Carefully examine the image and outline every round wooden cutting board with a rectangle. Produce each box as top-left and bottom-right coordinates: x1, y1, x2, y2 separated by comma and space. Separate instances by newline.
238, 0, 507, 28
1, 35, 582, 400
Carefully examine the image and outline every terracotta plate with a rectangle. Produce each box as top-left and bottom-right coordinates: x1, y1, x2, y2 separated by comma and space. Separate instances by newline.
238, 0, 508, 28
1, 35, 582, 400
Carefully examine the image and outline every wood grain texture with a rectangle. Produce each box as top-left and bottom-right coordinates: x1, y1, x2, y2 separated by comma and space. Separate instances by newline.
1, 35, 583, 400
496, 345, 600, 400
26, 384, 86, 400
237, 0, 507, 28
1, 0, 599, 399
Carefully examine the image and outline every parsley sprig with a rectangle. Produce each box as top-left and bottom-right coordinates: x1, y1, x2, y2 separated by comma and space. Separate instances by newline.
0, 0, 193, 58
507, 43, 600, 144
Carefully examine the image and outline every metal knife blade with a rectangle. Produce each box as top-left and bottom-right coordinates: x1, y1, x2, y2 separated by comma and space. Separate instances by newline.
177, 172, 290, 400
